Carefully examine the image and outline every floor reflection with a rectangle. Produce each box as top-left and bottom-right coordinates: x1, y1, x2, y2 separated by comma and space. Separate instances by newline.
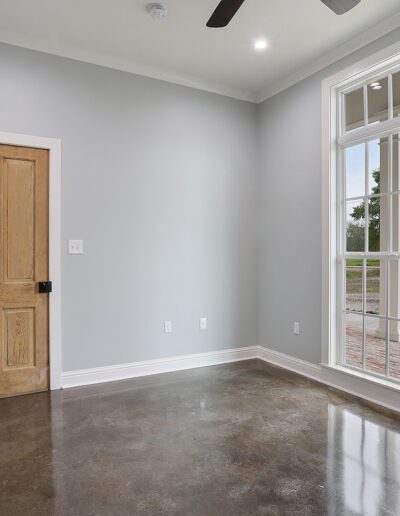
327, 404, 400, 516
2, 362, 400, 515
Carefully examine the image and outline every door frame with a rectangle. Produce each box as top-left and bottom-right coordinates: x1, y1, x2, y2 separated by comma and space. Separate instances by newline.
0, 132, 62, 390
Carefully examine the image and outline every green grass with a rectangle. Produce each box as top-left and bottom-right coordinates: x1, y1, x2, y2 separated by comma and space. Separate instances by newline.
346, 259, 380, 294
346, 270, 361, 279
347, 259, 380, 267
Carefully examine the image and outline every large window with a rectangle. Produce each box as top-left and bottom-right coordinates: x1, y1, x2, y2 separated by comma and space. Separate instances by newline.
336, 62, 400, 383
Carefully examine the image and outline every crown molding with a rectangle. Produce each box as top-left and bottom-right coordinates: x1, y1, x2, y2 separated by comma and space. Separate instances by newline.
0, 34, 257, 104
256, 12, 400, 104
1, 11, 400, 107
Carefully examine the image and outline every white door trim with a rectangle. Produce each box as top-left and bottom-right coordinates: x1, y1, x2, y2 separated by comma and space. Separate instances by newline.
0, 132, 62, 390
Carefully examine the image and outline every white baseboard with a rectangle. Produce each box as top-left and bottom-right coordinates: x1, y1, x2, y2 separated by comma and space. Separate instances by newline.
257, 346, 322, 382
62, 344, 400, 413
61, 346, 259, 388
257, 345, 400, 414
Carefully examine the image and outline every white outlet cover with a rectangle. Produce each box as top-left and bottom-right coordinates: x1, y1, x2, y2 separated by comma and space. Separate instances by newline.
68, 239, 83, 254
164, 320, 172, 333
294, 322, 300, 335
200, 317, 207, 330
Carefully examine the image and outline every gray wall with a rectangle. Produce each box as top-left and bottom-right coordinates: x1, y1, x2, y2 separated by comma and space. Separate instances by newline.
2, 27, 399, 373
257, 28, 400, 365
0, 43, 258, 372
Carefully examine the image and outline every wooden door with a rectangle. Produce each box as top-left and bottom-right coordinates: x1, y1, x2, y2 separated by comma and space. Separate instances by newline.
0, 145, 49, 396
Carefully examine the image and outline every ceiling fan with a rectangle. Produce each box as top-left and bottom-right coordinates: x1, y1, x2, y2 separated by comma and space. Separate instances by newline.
206, 0, 361, 28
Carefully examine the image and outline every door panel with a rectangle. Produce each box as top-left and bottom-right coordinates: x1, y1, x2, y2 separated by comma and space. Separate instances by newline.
4, 308, 35, 368
4, 159, 35, 282
0, 145, 49, 396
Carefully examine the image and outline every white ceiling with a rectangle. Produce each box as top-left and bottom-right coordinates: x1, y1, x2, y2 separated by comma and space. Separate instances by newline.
0, 0, 399, 102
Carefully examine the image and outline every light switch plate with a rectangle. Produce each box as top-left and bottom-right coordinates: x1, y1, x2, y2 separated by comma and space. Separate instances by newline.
68, 240, 83, 255
164, 321, 172, 333
294, 322, 300, 335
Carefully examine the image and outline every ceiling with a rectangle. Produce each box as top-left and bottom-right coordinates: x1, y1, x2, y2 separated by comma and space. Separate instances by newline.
0, 0, 399, 102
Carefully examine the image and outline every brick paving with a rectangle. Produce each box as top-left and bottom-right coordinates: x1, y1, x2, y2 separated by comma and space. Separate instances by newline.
346, 325, 400, 380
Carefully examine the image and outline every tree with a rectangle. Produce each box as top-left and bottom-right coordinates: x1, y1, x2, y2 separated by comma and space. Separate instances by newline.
350, 169, 380, 251
346, 222, 366, 252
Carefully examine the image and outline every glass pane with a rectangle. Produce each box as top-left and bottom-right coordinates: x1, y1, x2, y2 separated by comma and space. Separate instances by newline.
345, 143, 365, 198
392, 195, 400, 252
346, 259, 363, 313
368, 77, 388, 125
389, 324, 400, 380
368, 195, 388, 252
368, 138, 388, 195
366, 260, 386, 316
393, 134, 400, 193
365, 316, 386, 376
345, 88, 364, 132
393, 71, 400, 119
345, 313, 363, 368
388, 260, 400, 319
346, 200, 365, 252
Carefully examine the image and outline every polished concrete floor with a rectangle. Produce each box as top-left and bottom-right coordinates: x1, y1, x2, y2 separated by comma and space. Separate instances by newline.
1, 360, 400, 515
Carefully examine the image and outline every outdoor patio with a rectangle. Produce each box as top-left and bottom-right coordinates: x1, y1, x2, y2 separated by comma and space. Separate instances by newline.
346, 325, 400, 380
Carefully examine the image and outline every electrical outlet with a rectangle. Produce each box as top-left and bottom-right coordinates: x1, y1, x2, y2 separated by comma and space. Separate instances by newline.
200, 317, 207, 330
164, 321, 172, 333
294, 322, 300, 335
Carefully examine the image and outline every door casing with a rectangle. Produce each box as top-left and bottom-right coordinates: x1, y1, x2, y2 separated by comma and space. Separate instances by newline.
0, 132, 62, 390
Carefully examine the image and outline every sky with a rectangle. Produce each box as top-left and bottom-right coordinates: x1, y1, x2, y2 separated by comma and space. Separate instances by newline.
345, 139, 382, 200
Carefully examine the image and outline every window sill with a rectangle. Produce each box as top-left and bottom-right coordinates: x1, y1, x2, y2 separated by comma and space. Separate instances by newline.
320, 363, 400, 394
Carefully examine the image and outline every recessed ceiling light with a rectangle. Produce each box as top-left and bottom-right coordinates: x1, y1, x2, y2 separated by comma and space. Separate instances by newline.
254, 40, 267, 51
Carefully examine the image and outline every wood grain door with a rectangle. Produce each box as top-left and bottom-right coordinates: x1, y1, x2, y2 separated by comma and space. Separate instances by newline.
0, 144, 49, 396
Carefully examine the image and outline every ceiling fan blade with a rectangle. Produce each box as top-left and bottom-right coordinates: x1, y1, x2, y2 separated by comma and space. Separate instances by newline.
206, 0, 246, 28
320, 0, 361, 15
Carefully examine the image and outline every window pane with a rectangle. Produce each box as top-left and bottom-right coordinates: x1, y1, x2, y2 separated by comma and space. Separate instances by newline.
345, 143, 365, 198
388, 260, 400, 319
368, 195, 388, 252
392, 195, 400, 252
346, 259, 363, 313
366, 260, 386, 316
393, 71, 400, 119
394, 134, 400, 193
368, 137, 388, 195
365, 316, 386, 376
368, 77, 388, 125
389, 325, 400, 380
346, 200, 365, 252
345, 88, 364, 132
345, 313, 363, 368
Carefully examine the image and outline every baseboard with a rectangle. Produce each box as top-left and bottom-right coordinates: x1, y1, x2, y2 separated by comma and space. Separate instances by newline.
257, 346, 322, 382
61, 346, 259, 388
257, 345, 400, 414
62, 344, 400, 413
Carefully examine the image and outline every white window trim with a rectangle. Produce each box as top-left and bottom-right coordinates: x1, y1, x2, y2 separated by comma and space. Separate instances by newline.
0, 132, 62, 390
322, 41, 400, 382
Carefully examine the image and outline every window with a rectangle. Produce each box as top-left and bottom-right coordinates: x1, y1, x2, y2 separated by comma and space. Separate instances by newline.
323, 46, 400, 387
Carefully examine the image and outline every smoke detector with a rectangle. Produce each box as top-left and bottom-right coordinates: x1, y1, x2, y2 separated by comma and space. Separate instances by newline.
147, 3, 168, 20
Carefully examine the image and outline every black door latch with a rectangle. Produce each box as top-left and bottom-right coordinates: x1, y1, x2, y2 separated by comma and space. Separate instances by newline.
38, 281, 52, 293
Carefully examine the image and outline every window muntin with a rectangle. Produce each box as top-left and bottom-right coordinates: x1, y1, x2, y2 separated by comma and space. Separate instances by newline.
339, 69, 400, 382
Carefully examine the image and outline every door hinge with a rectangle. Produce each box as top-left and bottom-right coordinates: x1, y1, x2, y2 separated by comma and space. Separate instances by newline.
38, 281, 52, 293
